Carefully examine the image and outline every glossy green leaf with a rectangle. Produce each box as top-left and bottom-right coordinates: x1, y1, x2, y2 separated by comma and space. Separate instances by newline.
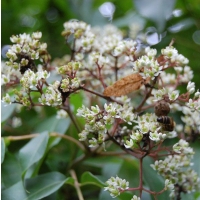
1, 138, 5, 163
24, 172, 68, 200
80, 171, 105, 187
2, 181, 28, 200
18, 132, 49, 174
34, 115, 70, 149
101, 157, 123, 177
143, 157, 169, 199
34, 115, 70, 136
1, 153, 22, 189
1, 102, 16, 122
118, 158, 139, 187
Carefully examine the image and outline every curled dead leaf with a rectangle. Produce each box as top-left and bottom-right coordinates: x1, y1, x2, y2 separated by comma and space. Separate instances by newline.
103, 73, 147, 97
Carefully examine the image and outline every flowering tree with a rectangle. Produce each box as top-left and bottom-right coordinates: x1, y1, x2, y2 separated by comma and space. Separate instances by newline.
1, 20, 200, 200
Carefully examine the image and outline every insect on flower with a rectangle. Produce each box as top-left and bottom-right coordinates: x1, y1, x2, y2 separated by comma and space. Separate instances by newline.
157, 116, 175, 132
103, 73, 149, 97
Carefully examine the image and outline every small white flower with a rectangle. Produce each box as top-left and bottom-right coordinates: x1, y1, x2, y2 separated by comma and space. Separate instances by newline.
130, 130, 143, 142
88, 138, 98, 148
20, 58, 29, 66
152, 88, 167, 101
194, 89, 200, 98
145, 47, 157, 58
186, 99, 199, 111
124, 139, 134, 149
165, 179, 174, 190
168, 90, 179, 101
161, 46, 178, 58
149, 131, 163, 142
56, 109, 68, 119
12, 117, 22, 128
1, 74, 10, 85
32, 31, 42, 39
187, 81, 195, 94
2, 94, 12, 105
71, 77, 81, 88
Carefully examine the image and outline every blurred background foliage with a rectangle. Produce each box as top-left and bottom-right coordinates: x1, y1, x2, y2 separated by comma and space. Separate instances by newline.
1, 0, 200, 199
2, 0, 200, 85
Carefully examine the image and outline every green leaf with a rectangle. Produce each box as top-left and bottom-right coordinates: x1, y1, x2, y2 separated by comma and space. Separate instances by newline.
101, 157, 123, 177
34, 115, 70, 149
143, 157, 169, 199
48, 118, 71, 149
1, 102, 16, 122
24, 172, 68, 200
1, 153, 22, 189
1, 138, 6, 163
80, 171, 105, 188
18, 132, 49, 174
65, 177, 75, 186
34, 115, 70, 133
118, 158, 139, 188
2, 181, 28, 200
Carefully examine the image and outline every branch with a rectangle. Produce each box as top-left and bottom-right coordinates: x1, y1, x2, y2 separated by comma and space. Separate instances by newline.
70, 170, 84, 200
4, 132, 86, 152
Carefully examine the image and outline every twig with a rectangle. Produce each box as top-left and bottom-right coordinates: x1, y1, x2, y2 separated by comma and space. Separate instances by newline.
4, 132, 86, 152
70, 170, 84, 200
80, 86, 123, 105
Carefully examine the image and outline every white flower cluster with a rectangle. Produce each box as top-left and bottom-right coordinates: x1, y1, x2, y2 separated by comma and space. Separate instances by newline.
59, 77, 80, 92
124, 112, 178, 149
58, 61, 82, 75
112, 40, 137, 58
1, 61, 22, 85
131, 195, 141, 200
39, 81, 62, 107
137, 113, 166, 142
133, 47, 160, 79
57, 61, 82, 92
62, 21, 95, 52
104, 176, 129, 198
181, 107, 200, 137
77, 99, 135, 147
161, 46, 189, 66
6, 32, 48, 73
88, 52, 110, 67
92, 24, 123, 54
63, 21, 87, 34
152, 88, 179, 102
178, 66, 194, 83
20, 69, 50, 91
124, 130, 143, 149
151, 139, 199, 197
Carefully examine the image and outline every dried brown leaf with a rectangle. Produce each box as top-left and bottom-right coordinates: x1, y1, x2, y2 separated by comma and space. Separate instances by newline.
103, 73, 145, 97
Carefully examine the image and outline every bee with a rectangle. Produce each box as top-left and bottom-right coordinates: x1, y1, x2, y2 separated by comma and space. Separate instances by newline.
157, 116, 175, 132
